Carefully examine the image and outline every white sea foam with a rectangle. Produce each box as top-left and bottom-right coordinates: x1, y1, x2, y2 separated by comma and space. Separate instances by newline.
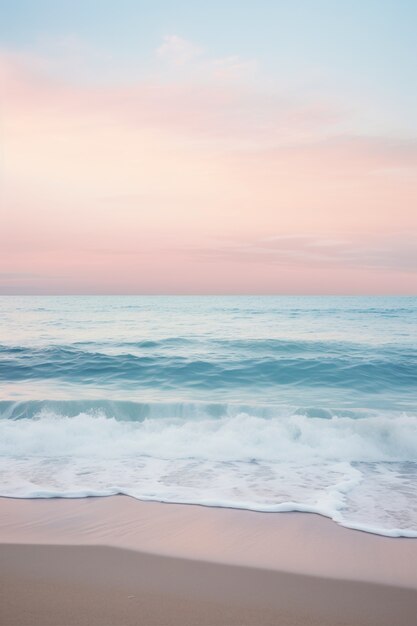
1, 410, 417, 537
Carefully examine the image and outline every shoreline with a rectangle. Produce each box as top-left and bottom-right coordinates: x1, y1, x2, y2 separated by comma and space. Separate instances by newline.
1, 496, 417, 625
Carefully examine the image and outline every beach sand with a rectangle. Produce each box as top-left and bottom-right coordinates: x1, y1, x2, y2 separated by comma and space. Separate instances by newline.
1, 496, 417, 625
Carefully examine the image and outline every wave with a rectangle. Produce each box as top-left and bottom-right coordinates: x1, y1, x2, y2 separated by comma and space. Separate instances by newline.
1, 296, 416, 537
1, 342, 416, 392
2, 408, 417, 463
1, 408, 417, 537
0, 399, 382, 421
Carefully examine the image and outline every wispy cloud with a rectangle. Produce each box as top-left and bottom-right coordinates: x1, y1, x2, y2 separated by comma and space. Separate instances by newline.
1, 42, 416, 294
0, 273, 44, 281
197, 234, 417, 273
155, 34, 257, 82
156, 35, 202, 66
210, 55, 257, 80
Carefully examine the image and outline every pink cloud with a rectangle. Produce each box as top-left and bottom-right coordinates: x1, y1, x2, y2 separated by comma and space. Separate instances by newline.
195, 233, 417, 272
1, 51, 416, 294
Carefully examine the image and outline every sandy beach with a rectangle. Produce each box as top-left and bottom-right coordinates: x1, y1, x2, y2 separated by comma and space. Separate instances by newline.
1, 496, 417, 625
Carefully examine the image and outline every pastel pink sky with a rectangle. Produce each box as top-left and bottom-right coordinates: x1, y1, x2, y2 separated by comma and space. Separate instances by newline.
1, 42, 416, 294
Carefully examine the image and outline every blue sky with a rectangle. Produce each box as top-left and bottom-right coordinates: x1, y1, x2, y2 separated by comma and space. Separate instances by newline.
1, 0, 416, 135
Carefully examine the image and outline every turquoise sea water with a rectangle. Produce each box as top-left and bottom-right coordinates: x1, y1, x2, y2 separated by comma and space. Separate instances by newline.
1, 296, 416, 535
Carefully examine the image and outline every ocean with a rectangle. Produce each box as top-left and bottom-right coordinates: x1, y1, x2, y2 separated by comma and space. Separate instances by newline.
0, 295, 416, 536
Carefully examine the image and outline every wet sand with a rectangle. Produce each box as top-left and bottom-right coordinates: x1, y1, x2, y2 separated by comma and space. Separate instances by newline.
1, 496, 417, 625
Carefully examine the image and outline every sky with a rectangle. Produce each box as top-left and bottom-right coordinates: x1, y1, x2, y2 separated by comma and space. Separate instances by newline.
0, 0, 416, 294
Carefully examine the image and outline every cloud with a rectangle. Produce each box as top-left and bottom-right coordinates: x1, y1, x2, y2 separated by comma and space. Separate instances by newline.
0, 273, 61, 291
0, 273, 43, 280
197, 234, 417, 273
155, 34, 256, 82
210, 55, 257, 79
1, 47, 416, 294
0, 49, 343, 149
156, 35, 202, 66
